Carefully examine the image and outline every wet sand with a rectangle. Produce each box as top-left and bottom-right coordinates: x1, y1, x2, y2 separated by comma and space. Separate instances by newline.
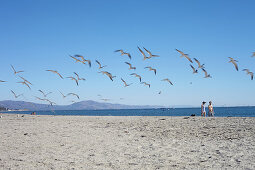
0, 114, 254, 169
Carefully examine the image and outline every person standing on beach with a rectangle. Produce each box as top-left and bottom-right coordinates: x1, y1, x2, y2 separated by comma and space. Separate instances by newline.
201, 101, 206, 117
208, 101, 214, 117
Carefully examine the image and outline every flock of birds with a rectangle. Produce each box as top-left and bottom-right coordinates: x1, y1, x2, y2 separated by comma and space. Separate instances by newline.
0, 48, 254, 106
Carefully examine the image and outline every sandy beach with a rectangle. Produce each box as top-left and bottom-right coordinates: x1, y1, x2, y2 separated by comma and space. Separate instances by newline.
0, 114, 254, 169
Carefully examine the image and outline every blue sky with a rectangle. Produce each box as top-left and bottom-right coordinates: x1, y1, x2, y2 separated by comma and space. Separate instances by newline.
0, 0, 254, 107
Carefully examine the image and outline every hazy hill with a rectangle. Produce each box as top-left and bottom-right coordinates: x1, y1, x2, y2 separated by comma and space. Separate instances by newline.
0, 100, 164, 111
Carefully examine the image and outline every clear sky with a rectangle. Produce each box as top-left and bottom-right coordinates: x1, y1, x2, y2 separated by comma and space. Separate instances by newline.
0, 0, 254, 107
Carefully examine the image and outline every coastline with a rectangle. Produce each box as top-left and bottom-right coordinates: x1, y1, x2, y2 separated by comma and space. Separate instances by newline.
0, 114, 254, 169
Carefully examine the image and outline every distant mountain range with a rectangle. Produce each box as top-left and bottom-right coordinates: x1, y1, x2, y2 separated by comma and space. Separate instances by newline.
0, 100, 165, 111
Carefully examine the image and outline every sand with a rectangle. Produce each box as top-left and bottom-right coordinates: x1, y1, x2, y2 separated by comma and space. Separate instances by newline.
0, 114, 254, 169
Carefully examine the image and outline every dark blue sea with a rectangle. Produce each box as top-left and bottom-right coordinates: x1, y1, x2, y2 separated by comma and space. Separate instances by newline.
3, 106, 255, 117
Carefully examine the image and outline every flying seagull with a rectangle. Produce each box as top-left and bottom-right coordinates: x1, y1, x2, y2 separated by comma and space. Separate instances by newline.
95, 60, 107, 69
17, 81, 31, 90
98, 71, 116, 81
46, 70, 64, 79
38, 90, 52, 97
59, 91, 67, 98
66, 76, 79, 86
190, 64, 198, 74
67, 93, 80, 99
202, 68, 212, 78
18, 76, 32, 85
130, 73, 142, 82
125, 62, 136, 70
143, 47, 159, 59
144, 66, 157, 75
175, 49, 193, 63
137, 46, 149, 60
121, 78, 132, 87
251, 52, 255, 57
193, 58, 205, 69
115, 49, 131, 59
161, 78, 173, 85
228, 57, 238, 71
11, 90, 23, 98
243, 69, 254, 80
0, 80, 7, 83
11, 65, 24, 75
73, 72, 86, 81
141, 82, 151, 88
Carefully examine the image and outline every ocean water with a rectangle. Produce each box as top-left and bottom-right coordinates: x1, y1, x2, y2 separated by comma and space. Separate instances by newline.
2, 106, 255, 117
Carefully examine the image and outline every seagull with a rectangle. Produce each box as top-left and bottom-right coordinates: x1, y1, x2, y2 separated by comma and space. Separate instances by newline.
70, 55, 83, 63
137, 46, 149, 60
73, 72, 86, 81
251, 52, 255, 57
143, 47, 159, 59
18, 76, 32, 85
101, 98, 110, 101
228, 57, 238, 71
38, 90, 52, 97
161, 78, 173, 85
46, 70, 64, 79
11, 90, 23, 98
202, 68, 212, 78
95, 60, 107, 69
0, 80, 7, 83
83, 59, 92, 67
67, 93, 80, 99
243, 69, 254, 80
17, 81, 31, 90
125, 62, 136, 70
158, 91, 162, 94
98, 71, 116, 81
176, 49, 193, 63
34, 96, 47, 101
121, 78, 132, 87
59, 91, 67, 98
66, 76, 79, 86
190, 64, 198, 74
141, 82, 150, 88
44, 99, 56, 106
144, 66, 157, 75
193, 58, 205, 69
130, 73, 142, 82
11, 65, 24, 75
115, 49, 131, 59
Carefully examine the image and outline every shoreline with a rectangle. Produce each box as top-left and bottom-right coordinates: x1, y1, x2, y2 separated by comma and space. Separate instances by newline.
0, 114, 254, 169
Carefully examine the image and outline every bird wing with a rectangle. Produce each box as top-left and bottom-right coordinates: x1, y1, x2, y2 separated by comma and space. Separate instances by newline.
138, 46, 147, 59
193, 58, 201, 67
231, 61, 238, 71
